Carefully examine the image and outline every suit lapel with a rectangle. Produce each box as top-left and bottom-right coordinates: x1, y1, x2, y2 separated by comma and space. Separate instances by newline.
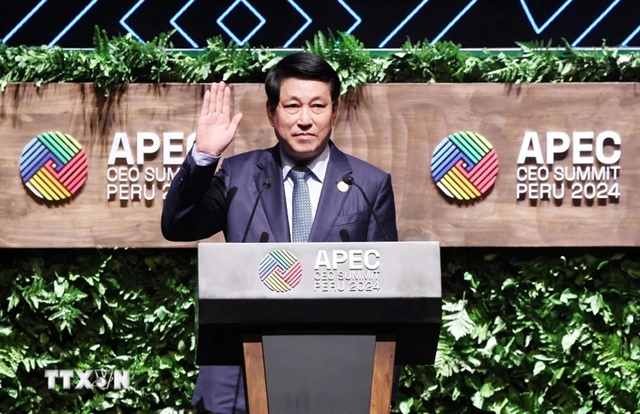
256, 146, 290, 242
310, 143, 352, 242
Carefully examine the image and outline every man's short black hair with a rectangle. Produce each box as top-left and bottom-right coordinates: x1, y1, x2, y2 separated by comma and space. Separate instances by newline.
265, 52, 341, 110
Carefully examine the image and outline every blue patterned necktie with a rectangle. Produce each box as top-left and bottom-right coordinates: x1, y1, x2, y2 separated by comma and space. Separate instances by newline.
290, 165, 313, 243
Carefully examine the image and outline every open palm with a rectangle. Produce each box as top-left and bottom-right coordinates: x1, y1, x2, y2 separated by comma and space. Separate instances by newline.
195, 81, 244, 156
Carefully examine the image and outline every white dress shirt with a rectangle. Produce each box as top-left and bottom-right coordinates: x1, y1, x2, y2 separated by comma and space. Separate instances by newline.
280, 145, 329, 238
191, 143, 330, 240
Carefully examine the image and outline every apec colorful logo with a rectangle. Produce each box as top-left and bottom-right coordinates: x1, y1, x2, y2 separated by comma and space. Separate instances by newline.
431, 131, 499, 202
19, 132, 88, 202
259, 249, 303, 293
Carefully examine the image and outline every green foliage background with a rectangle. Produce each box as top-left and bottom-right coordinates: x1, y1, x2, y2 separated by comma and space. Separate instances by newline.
1, 29, 639, 96
1, 248, 638, 413
1, 29, 639, 413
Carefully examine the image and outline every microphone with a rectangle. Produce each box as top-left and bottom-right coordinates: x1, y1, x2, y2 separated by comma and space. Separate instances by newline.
242, 180, 271, 243
342, 175, 389, 241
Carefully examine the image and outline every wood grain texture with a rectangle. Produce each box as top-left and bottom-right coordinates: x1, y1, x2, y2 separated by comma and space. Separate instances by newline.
243, 338, 269, 414
369, 338, 395, 414
1, 83, 638, 247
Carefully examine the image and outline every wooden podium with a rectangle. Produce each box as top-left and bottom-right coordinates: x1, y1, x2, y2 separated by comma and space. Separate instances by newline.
197, 242, 441, 413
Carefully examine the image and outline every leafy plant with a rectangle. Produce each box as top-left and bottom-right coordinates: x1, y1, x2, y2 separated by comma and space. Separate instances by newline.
198, 36, 276, 83
558, 39, 635, 82
480, 39, 563, 83
386, 39, 468, 83
0, 249, 201, 413
88, 27, 179, 95
1, 29, 639, 96
0, 43, 87, 91
396, 249, 640, 413
1, 248, 638, 412
304, 30, 388, 93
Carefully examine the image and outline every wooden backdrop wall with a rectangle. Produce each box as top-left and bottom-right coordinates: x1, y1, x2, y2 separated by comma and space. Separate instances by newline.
1, 83, 638, 248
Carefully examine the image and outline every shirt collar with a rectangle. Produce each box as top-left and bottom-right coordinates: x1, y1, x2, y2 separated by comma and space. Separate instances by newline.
280, 144, 330, 183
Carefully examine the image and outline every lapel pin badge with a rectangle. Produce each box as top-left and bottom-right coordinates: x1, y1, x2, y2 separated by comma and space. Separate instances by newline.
337, 181, 349, 193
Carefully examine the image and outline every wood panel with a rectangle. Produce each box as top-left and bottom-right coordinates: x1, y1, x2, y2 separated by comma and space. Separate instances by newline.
369, 338, 395, 413
1, 83, 638, 247
243, 337, 269, 413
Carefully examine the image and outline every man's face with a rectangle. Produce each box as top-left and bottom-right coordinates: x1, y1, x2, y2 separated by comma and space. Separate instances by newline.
267, 77, 338, 163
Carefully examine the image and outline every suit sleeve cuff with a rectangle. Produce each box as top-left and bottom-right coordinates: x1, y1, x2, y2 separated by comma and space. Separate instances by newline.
191, 147, 220, 166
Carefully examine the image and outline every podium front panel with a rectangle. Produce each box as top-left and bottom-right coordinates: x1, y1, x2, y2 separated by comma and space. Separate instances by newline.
199, 241, 441, 299
197, 241, 442, 365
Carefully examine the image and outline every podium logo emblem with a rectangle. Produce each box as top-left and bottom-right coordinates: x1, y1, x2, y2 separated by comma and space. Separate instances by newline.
20, 132, 88, 202
431, 131, 498, 202
259, 249, 303, 292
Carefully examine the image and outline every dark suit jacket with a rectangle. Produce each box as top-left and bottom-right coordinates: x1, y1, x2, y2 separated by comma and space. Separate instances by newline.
162, 140, 398, 413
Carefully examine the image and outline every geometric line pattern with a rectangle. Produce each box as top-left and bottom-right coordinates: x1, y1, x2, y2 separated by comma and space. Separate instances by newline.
431, 131, 499, 201
120, 0, 146, 43
2, 0, 49, 44
571, 0, 621, 46
171, 0, 199, 48
3, 1, 638, 49
431, 0, 478, 43
217, 0, 267, 46
379, 0, 430, 47
258, 249, 302, 293
20, 132, 88, 201
337, 0, 362, 34
519, 0, 573, 34
48, 0, 99, 47
622, 24, 640, 47
282, 0, 312, 48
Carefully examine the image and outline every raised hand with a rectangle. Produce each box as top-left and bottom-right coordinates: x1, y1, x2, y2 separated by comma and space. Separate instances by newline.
195, 81, 244, 156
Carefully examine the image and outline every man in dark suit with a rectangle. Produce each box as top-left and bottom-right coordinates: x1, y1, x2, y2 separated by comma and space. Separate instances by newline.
162, 52, 397, 413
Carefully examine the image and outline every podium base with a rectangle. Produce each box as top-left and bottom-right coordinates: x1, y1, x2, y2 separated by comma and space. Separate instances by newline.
263, 335, 375, 413
243, 335, 395, 414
